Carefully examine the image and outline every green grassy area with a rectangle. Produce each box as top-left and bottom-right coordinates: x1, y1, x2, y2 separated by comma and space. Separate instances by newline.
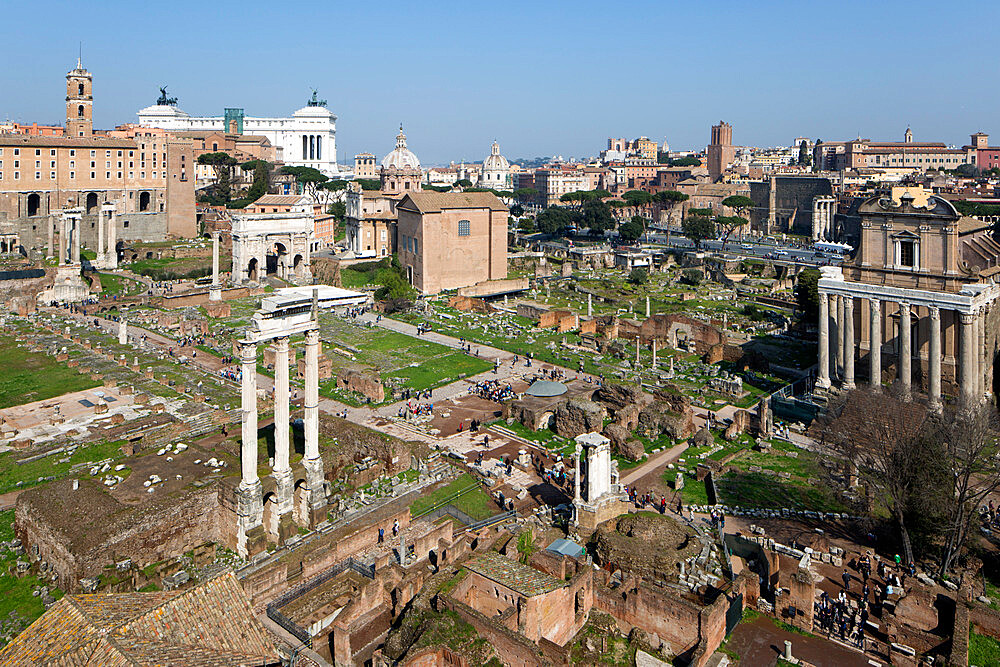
0, 439, 128, 495
0, 509, 64, 643
0, 335, 99, 408
970, 627, 1000, 666
410, 473, 496, 521
314, 316, 492, 403
340, 268, 373, 289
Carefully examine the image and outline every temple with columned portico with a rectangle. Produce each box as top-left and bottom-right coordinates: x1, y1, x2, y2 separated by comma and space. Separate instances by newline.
816, 187, 1000, 410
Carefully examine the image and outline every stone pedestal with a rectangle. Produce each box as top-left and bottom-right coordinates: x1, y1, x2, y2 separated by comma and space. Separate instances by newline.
303, 457, 327, 526
209, 284, 223, 302
235, 480, 265, 558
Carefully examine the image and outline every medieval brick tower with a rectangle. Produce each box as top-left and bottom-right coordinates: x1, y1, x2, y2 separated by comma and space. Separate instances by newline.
65, 59, 93, 138
707, 121, 734, 182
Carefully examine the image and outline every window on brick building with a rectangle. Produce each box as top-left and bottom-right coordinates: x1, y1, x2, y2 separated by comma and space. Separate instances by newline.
899, 240, 915, 267
458, 220, 470, 236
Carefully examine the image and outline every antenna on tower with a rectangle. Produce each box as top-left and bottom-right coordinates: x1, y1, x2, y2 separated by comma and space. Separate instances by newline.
77, 42, 82, 69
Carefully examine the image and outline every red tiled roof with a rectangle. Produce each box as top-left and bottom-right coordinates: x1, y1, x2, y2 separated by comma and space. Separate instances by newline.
0, 572, 280, 666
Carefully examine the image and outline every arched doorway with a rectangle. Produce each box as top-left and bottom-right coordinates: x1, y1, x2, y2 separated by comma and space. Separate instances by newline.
26, 193, 40, 217
247, 257, 259, 282
262, 492, 278, 541
293, 254, 304, 278
293, 479, 309, 527
271, 242, 288, 279
85, 193, 98, 213
138, 192, 151, 212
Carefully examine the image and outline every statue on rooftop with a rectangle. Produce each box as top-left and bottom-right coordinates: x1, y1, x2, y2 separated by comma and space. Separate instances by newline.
157, 86, 178, 106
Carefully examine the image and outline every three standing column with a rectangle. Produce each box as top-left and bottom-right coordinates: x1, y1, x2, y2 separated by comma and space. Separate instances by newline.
869, 298, 881, 390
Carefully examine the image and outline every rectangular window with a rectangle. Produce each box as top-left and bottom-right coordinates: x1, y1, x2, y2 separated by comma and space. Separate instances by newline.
13, 172, 18, 180
34, 161, 40, 168
13, 161, 17, 168
70, 172, 75, 179
13, 149, 19, 156
90, 150, 95, 157
35, 149, 40, 156
50, 172, 56, 179
413, 237, 418, 253
69, 149, 74, 157
900, 240, 915, 267
35, 172, 40, 179
458, 220, 470, 236
50, 161, 55, 168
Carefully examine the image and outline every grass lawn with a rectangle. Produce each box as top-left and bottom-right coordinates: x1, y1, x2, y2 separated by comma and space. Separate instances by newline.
410, 473, 496, 521
0, 509, 64, 644
316, 316, 491, 401
717, 471, 843, 512
0, 439, 128, 495
970, 627, 1000, 666
340, 268, 373, 289
0, 335, 99, 408
384, 351, 491, 392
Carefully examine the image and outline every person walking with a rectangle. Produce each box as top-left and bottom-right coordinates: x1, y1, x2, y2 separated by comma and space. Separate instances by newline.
842, 569, 852, 592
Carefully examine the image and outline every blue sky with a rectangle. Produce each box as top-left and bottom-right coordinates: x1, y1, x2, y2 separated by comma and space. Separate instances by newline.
2, 0, 998, 165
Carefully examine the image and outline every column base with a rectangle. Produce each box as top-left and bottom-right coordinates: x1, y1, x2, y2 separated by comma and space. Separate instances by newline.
273, 468, 294, 517
209, 284, 223, 302
277, 514, 298, 544
843, 380, 856, 390
304, 457, 327, 524
815, 377, 831, 390
929, 399, 943, 415
235, 479, 263, 558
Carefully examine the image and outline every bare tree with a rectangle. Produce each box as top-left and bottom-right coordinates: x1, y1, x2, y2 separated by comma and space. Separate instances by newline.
818, 388, 930, 565
936, 403, 1000, 576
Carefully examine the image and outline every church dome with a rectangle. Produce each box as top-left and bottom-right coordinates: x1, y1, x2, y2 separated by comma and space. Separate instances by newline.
483, 140, 509, 171
381, 125, 420, 170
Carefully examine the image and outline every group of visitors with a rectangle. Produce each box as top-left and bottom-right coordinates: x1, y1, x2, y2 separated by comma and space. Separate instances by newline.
471, 379, 515, 402
980, 501, 1000, 531
815, 590, 869, 650
399, 402, 433, 418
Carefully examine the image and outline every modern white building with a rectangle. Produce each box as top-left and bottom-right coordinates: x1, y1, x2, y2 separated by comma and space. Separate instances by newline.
137, 92, 339, 176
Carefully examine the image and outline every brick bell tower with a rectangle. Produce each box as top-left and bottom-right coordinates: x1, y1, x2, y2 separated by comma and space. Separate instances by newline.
65, 58, 93, 137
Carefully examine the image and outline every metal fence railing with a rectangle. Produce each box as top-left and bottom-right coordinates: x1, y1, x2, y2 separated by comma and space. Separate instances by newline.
265, 556, 376, 647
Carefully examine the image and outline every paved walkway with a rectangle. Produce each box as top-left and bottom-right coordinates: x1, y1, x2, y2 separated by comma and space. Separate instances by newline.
621, 442, 689, 486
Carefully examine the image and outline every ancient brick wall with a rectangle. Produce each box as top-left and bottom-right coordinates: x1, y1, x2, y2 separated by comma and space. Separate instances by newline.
16, 478, 226, 591
337, 367, 385, 402
438, 596, 567, 666
593, 579, 701, 656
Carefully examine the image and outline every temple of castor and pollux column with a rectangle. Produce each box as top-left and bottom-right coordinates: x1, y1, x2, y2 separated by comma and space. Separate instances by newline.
817, 187, 1000, 410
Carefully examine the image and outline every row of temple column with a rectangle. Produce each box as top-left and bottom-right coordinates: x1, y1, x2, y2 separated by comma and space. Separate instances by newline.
817, 291, 987, 410
238, 328, 324, 551
47, 206, 117, 269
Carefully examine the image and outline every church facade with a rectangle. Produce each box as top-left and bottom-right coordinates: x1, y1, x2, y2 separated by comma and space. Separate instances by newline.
817, 187, 1000, 410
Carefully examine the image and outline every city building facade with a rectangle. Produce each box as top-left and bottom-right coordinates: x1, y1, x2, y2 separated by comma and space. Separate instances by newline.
137, 91, 339, 176
817, 188, 1000, 409
396, 191, 508, 294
